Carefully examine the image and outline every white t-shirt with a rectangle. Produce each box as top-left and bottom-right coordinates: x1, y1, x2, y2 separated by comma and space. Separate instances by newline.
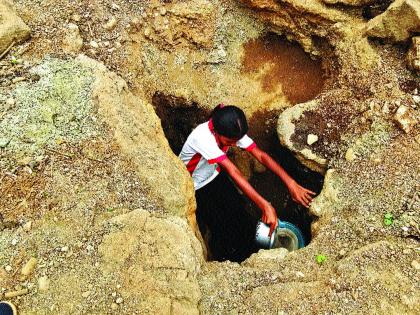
179, 119, 256, 190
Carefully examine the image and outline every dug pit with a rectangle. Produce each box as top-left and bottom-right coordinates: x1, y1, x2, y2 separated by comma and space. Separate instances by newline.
152, 34, 327, 262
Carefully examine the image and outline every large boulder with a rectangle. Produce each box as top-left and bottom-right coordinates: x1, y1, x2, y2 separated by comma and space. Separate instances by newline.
407, 36, 420, 73
365, 0, 420, 42
0, 55, 196, 226
277, 99, 328, 174
1, 209, 203, 314
98, 210, 203, 314
0, 0, 31, 52
240, 0, 348, 53
77, 55, 196, 222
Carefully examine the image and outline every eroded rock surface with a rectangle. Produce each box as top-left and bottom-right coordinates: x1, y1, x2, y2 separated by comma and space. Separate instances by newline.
1, 0, 419, 314
0, 0, 31, 52
407, 36, 420, 72
365, 0, 420, 42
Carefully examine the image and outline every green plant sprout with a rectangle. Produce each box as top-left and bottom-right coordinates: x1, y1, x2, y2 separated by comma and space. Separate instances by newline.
384, 213, 394, 226
316, 254, 327, 264
10, 56, 18, 65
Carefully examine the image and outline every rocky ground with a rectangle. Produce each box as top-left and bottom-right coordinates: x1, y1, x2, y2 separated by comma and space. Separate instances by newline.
0, 0, 419, 314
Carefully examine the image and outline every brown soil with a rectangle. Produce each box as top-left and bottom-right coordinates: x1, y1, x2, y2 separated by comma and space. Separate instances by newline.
241, 32, 326, 104
290, 97, 358, 159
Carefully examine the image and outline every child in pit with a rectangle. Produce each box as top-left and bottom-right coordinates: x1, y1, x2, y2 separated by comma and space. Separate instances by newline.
179, 104, 315, 261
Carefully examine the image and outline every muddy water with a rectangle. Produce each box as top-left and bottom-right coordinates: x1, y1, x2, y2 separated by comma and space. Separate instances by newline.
242, 33, 325, 104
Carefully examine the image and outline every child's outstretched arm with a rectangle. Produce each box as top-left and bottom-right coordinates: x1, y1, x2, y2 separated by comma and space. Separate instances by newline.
249, 146, 316, 208
218, 158, 278, 235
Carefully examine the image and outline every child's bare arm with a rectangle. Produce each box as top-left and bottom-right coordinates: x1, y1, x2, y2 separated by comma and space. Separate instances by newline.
249, 146, 316, 207
218, 158, 278, 235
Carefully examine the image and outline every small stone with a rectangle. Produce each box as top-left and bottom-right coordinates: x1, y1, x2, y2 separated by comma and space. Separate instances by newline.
90, 41, 99, 49
144, 27, 151, 37
6, 97, 15, 106
23, 221, 32, 232
86, 244, 94, 252
345, 148, 356, 161
21, 257, 37, 276
63, 23, 83, 54
132, 17, 141, 24
5, 289, 29, 298
111, 3, 120, 10
38, 276, 50, 291
307, 134, 318, 145
339, 249, 346, 257
61, 246, 69, 252
411, 260, 420, 270
295, 271, 304, 278
394, 105, 418, 133
5, 265, 12, 272
116, 297, 123, 304
382, 102, 390, 114
0, 138, 10, 148
413, 95, 420, 104
159, 7, 167, 15
104, 17, 118, 30
372, 157, 382, 164
402, 226, 409, 232
12, 77, 25, 84
18, 156, 32, 166
11, 239, 18, 246
111, 292, 117, 297
71, 14, 81, 22
82, 291, 91, 298
111, 303, 119, 310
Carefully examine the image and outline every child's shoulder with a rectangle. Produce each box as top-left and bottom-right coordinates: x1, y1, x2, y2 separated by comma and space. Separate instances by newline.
191, 121, 211, 136
188, 121, 217, 145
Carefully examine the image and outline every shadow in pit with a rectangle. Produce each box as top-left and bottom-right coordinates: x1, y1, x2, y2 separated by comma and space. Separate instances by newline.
245, 110, 324, 247
152, 92, 210, 155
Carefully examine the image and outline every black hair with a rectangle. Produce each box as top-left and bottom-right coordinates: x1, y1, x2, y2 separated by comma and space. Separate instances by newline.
211, 104, 248, 139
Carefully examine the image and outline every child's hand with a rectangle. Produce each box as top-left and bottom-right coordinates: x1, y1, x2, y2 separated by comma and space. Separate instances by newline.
261, 202, 278, 236
288, 181, 316, 208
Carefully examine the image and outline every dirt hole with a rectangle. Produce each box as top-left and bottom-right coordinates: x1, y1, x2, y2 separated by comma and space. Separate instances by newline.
152, 93, 323, 262
152, 35, 326, 262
